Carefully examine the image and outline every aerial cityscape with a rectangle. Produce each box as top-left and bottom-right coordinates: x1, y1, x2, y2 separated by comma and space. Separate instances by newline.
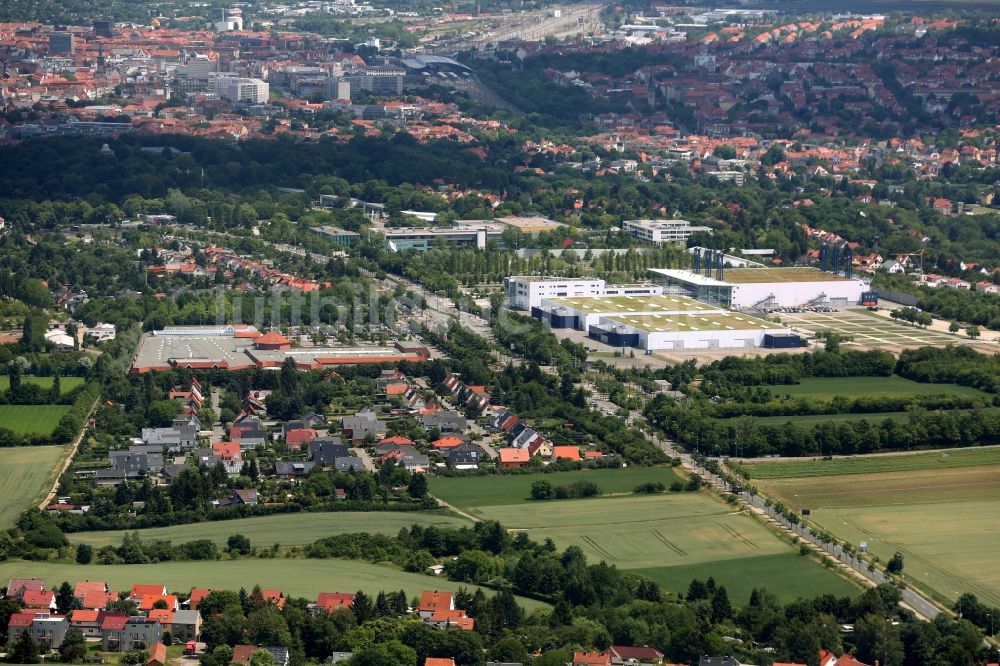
1, 0, 1000, 665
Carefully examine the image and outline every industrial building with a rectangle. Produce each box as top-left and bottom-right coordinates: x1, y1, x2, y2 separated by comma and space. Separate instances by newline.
505, 276, 662, 311
526, 291, 793, 351
589, 312, 792, 351
650, 265, 867, 310
383, 222, 506, 252
132, 326, 428, 373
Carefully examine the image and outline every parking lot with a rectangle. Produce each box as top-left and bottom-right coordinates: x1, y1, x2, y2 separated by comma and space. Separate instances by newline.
777, 309, 977, 351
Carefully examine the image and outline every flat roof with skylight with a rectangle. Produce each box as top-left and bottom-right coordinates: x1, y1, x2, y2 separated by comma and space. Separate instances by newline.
603, 312, 775, 333
544, 294, 722, 315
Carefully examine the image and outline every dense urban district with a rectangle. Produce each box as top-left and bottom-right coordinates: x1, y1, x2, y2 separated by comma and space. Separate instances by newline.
2, 0, 1000, 666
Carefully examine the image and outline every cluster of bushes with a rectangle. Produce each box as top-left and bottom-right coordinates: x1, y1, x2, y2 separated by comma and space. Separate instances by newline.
529, 479, 601, 501
710, 393, 993, 419
896, 346, 1000, 394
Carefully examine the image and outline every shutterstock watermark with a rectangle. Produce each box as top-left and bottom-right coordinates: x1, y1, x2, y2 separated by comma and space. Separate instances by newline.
206, 284, 535, 337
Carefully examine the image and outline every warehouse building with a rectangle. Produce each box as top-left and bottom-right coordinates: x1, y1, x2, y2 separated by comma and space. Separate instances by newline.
650, 267, 866, 310
133, 326, 427, 373
533, 294, 722, 330
588, 312, 791, 351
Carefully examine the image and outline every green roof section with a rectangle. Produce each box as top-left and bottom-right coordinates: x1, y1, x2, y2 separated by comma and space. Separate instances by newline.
544, 294, 721, 314
724, 268, 854, 284
604, 312, 776, 333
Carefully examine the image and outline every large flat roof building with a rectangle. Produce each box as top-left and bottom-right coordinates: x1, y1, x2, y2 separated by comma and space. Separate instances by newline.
505, 276, 662, 311
650, 267, 866, 310
133, 327, 427, 373
384, 223, 505, 252
623, 219, 713, 246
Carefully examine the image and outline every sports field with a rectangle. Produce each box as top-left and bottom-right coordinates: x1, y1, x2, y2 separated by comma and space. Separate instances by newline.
0, 405, 71, 437
470, 493, 859, 602
778, 310, 965, 350
773, 376, 989, 401
0, 376, 84, 393
0, 559, 547, 610
429, 467, 684, 510
0, 446, 66, 528
72, 512, 473, 548
753, 447, 1000, 606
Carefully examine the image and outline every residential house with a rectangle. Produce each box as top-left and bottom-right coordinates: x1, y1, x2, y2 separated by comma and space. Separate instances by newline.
274, 461, 316, 479
416, 591, 454, 619
148, 642, 168, 666
431, 435, 469, 450
168, 609, 202, 642
129, 585, 167, 605
333, 457, 365, 472
231, 425, 267, 451
261, 590, 286, 609
314, 592, 354, 614
341, 408, 387, 444
22, 589, 56, 610
71, 610, 126, 638
186, 589, 213, 611
232, 645, 290, 666
285, 427, 318, 450
440, 443, 485, 470
310, 438, 349, 467
141, 425, 198, 452
75, 581, 114, 611
425, 658, 456, 666
109, 617, 162, 652
139, 594, 178, 612
552, 446, 582, 462
607, 645, 665, 664
499, 448, 530, 469
573, 653, 611, 666
7, 612, 69, 648
376, 445, 429, 472
421, 411, 467, 433
5, 578, 46, 601
218, 489, 259, 506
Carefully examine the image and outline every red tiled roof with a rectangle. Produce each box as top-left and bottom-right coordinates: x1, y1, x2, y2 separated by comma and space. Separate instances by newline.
255, 332, 290, 346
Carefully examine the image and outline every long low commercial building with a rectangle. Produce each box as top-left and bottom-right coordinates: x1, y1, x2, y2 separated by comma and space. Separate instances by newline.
533, 294, 725, 330
589, 312, 793, 351
132, 326, 428, 373
650, 267, 867, 310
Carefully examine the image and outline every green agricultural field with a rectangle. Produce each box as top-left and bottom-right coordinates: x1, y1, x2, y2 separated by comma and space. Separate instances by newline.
756, 466, 1000, 510
72, 512, 473, 549
0, 405, 71, 437
740, 446, 1000, 479
773, 376, 989, 401
473, 494, 859, 602
0, 446, 66, 528
429, 467, 684, 511
0, 376, 84, 393
0, 559, 547, 610
809, 501, 1000, 607
634, 553, 859, 605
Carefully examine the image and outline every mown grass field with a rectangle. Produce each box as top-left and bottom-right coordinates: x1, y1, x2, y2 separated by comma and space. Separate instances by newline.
72, 512, 473, 548
0, 405, 71, 436
772, 376, 989, 400
428, 467, 684, 510
740, 446, 1000, 479
0, 559, 547, 610
471, 493, 858, 602
0, 446, 66, 528
0, 376, 84, 393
